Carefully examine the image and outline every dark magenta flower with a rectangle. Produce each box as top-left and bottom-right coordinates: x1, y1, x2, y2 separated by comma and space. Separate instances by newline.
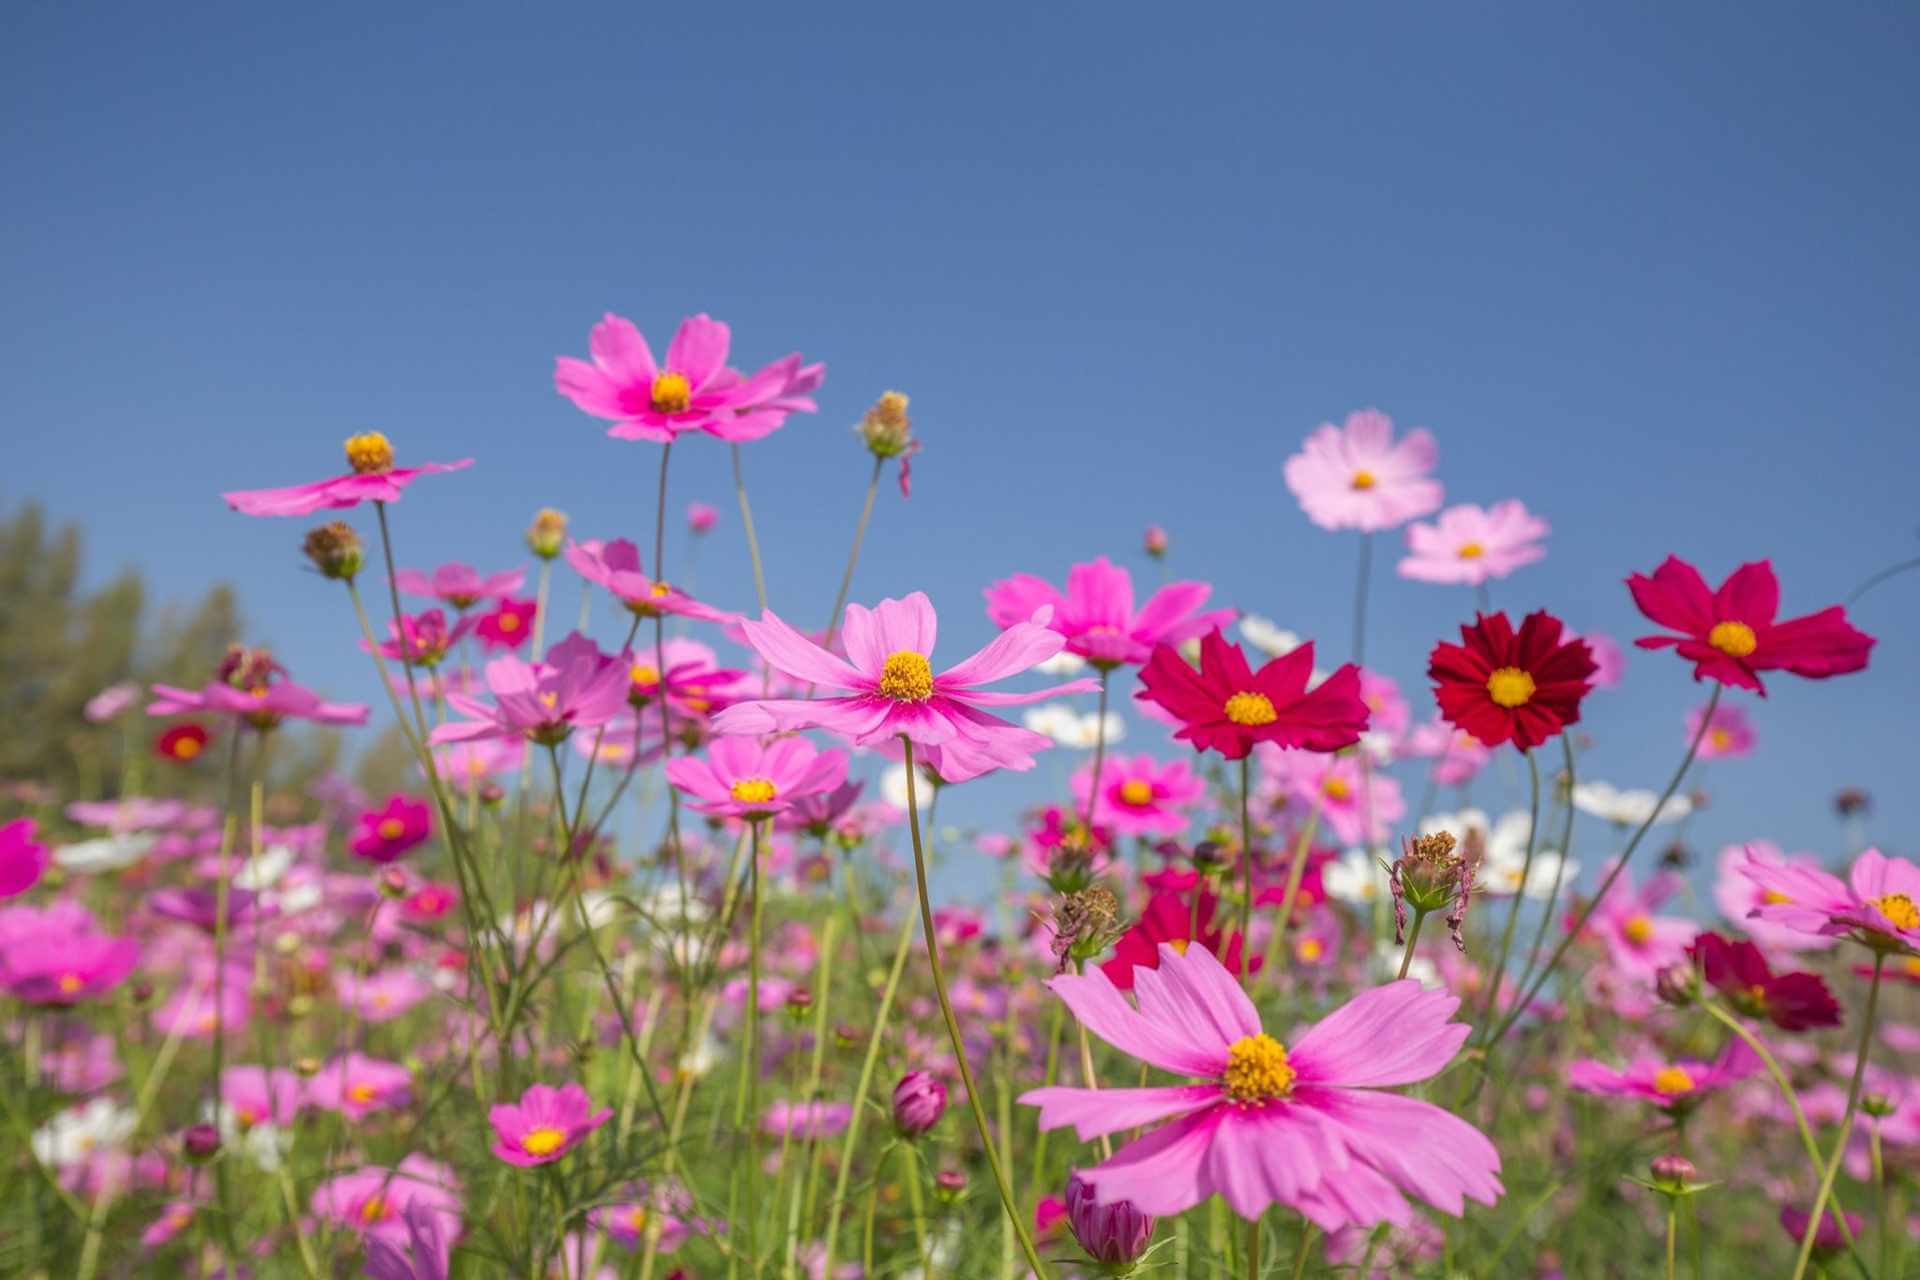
1686, 930, 1841, 1031
1428, 610, 1595, 752
350, 796, 433, 864
1628, 556, 1874, 694
1138, 630, 1367, 761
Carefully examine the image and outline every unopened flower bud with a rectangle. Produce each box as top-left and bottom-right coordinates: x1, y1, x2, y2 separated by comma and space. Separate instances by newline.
130, 980, 155, 1006
784, 987, 813, 1022
1143, 525, 1168, 559
182, 1123, 222, 1163
287, 994, 315, 1019
1654, 962, 1698, 1008
377, 867, 411, 899
293, 1056, 322, 1078
1066, 1171, 1155, 1270
1650, 1154, 1696, 1185
855, 391, 914, 459
686, 502, 718, 535
1863, 1093, 1895, 1118
526, 507, 568, 559
301, 521, 363, 581
933, 1168, 967, 1202
892, 1071, 948, 1137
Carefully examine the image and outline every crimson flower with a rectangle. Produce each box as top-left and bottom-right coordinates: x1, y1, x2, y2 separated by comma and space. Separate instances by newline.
1100, 889, 1259, 987
1687, 931, 1841, 1032
1428, 610, 1595, 751
1628, 556, 1874, 694
1138, 630, 1367, 761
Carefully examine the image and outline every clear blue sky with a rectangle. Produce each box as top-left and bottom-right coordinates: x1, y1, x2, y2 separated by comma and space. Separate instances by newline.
6, 2, 1916, 899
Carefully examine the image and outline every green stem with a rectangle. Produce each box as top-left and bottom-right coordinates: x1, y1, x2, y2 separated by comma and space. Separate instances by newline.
821, 455, 885, 650
1395, 910, 1428, 981
1289, 1220, 1316, 1279
1475, 749, 1539, 1036
1791, 954, 1884, 1280
731, 443, 770, 613
1666, 1201, 1678, 1280
1238, 755, 1253, 969
1082, 668, 1112, 835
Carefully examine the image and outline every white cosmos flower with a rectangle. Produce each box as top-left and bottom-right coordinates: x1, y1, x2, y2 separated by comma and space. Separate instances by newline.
233, 844, 296, 891
32, 1098, 137, 1167
1372, 939, 1441, 990
1572, 782, 1692, 827
1239, 615, 1303, 657
54, 832, 155, 873
1322, 848, 1389, 905
202, 1101, 294, 1171
1034, 651, 1088, 676
1020, 703, 1125, 750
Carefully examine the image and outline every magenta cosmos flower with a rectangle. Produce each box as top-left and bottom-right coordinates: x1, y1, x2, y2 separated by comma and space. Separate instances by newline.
1139, 631, 1369, 761
983, 556, 1233, 668
310, 1153, 461, 1244
1282, 409, 1442, 533
1397, 500, 1548, 586
351, 795, 433, 863
0, 818, 49, 899
1713, 842, 1834, 953
1020, 942, 1501, 1229
365, 608, 474, 669
665, 735, 848, 820
489, 1082, 611, 1166
431, 634, 630, 748
709, 593, 1097, 783
224, 432, 473, 517
395, 562, 525, 609
553, 311, 821, 443
1687, 702, 1755, 760
1071, 753, 1205, 836
1739, 846, 1920, 955
307, 1053, 413, 1120
148, 680, 368, 731
0, 901, 139, 1005
1567, 1039, 1758, 1110
1584, 865, 1694, 979
1628, 556, 1874, 693
567, 538, 737, 623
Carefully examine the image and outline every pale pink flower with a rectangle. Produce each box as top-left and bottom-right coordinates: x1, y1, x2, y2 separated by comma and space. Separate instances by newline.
1714, 842, 1834, 953
1282, 409, 1442, 533
665, 737, 848, 820
1071, 753, 1205, 836
983, 556, 1232, 668
1397, 501, 1549, 586
1689, 702, 1756, 760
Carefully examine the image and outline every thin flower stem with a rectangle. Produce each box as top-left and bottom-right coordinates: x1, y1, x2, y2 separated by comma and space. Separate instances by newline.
1395, 909, 1428, 981
1072, 968, 1113, 1162
1351, 532, 1372, 665
731, 443, 770, 613
1027, 999, 1067, 1199
1264, 802, 1322, 972
375, 501, 435, 748
821, 455, 885, 650
1082, 668, 1112, 836
1238, 755, 1254, 969
1289, 1220, 1316, 1279
783, 913, 839, 1279
1245, 1213, 1261, 1280
1510, 735, 1578, 1009
1665, 1202, 1678, 1280
1474, 748, 1539, 1037
1791, 955, 1885, 1280
900, 738, 1050, 1279
1489, 684, 1721, 1053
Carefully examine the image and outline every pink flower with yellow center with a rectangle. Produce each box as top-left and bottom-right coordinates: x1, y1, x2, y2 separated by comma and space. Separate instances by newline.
475, 596, 539, 651
393, 562, 525, 609
1567, 1040, 1759, 1110
1738, 846, 1920, 956
1397, 500, 1549, 586
1071, 753, 1205, 836
1687, 702, 1756, 760
1021, 942, 1501, 1228
224, 432, 473, 517
430, 634, 631, 749
565, 538, 738, 624
310, 1154, 460, 1244
307, 1053, 413, 1121
664, 735, 849, 820
1713, 842, 1835, 953
349, 795, 432, 864
0, 900, 138, 1006
1583, 864, 1695, 978
489, 1082, 611, 1167
1282, 409, 1443, 533
983, 556, 1233, 668
1260, 748, 1405, 848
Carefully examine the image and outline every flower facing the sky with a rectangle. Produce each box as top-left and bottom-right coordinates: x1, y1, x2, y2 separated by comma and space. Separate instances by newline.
1738, 847, 1920, 955
1688, 702, 1756, 759
1021, 942, 1501, 1229
365, 608, 474, 669
566, 538, 736, 623
708, 593, 1096, 783
1628, 556, 1874, 693
1138, 630, 1368, 761
394, 562, 524, 609
430, 634, 630, 748
1713, 842, 1833, 953
349, 795, 433, 863
1686, 931, 1841, 1031
553, 311, 821, 443
1071, 753, 1205, 835
1567, 1039, 1759, 1111
1397, 500, 1549, 586
1428, 611, 1595, 751
1585, 865, 1695, 979
983, 556, 1233, 668
489, 1082, 611, 1167
665, 736, 849, 820
475, 597, 538, 651
224, 433, 473, 517
1282, 408, 1443, 533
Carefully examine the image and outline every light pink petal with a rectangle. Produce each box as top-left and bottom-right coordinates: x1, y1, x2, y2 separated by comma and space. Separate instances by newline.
1044, 964, 1226, 1077
554, 357, 627, 419
1130, 943, 1261, 1053
869, 593, 938, 658
740, 611, 866, 690
588, 313, 657, 384
665, 314, 731, 389
937, 620, 1066, 689
1018, 1085, 1220, 1141
1289, 981, 1467, 1088
1076, 1108, 1222, 1217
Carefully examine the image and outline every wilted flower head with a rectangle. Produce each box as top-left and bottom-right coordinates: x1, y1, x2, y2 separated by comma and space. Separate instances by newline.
302, 521, 363, 580
1389, 830, 1480, 953
1044, 886, 1122, 973
892, 1071, 948, 1137
526, 507, 568, 559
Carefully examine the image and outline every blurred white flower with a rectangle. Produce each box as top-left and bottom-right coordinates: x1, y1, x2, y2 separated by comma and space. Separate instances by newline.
1240, 614, 1303, 657
234, 844, 296, 890
202, 1101, 293, 1171
1021, 703, 1125, 750
1034, 651, 1088, 677
54, 832, 155, 873
1322, 849, 1389, 905
32, 1098, 136, 1167
1372, 939, 1441, 990
1572, 783, 1692, 827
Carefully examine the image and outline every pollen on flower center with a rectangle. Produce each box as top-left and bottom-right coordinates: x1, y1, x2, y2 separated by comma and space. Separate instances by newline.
348, 1083, 376, 1103
729, 778, 778, 807
1652, 1066, 1695, 1096
650, 371, 692, 414
1322, 776, 1352, 802
1223, 691, 1277, 726
360, 1194, 391, 1223
878, 650, 935, 702
1349, 469, 1377, 491
344, 432, 395, 474
1622, 914, 1654, 945
1485, 666, 1536, 708
1119, 779, 1154, 806
1222, 1033, 1296, 1104
498, 613, 520, 631
1457, 541, 1486, 559
1872, 893, 1919, 930
520, 1127, 567, 1156
376, 818, 405, 840
630, 663, 660, 687
1708, 620, 1758, 658
58, 972, 83, 994
1762, 889, 1792, 905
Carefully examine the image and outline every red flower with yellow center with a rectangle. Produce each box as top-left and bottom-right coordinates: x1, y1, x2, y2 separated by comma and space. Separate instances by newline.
1628, 555, 1874, 693
1428, 610, 1595, 751
155, 723, 212, 764
1138, 630, 1368, 761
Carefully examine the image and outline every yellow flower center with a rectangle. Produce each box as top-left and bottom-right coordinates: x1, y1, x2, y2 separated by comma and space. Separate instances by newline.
348, 1083, 376, 1104
1485, 666, 1536, 708
649, 582, 671, 598
1710, 729, 1731, 750
729, 778, 778, 807
1222, 1033, 1296, 1104
1622, 914, 1654, 945
1322, 776, 1351, 802
1223, 691, 1277, 726
520, 1127, 568, 1156
628, 1207, 649, 1230
498, 612, 520, 632
360, 1194, 391, 1223
1457, 541, 1485, 559
1872, 893, 1919, 931
650, 371, 692, 414
1762, 889, 1793, 905
1118, 779, 1154, 806
173, 737, 203, 760
1297, 937, 1324, 962
1652, 1066, 1695, 1097
878, 650, 935, 702
630, 663, 661, 688
376, 818, 405, 841
1349, 469, 1377, 491
1904, 956, 1920, 978
344, 432, 395, 474
1708, 620, 1757, 658
57, 972, 83, 994
1167, 939, 1191, 955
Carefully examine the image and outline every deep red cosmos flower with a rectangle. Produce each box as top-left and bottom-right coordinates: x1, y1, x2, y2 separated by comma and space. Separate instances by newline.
1138, 630, 1368, 761
1428, 610, 1595, 751
1627, 557, 1874, 694
1687, 931, 1841, 1032
155, 723, 212, 764
1100, 889, 1259, 987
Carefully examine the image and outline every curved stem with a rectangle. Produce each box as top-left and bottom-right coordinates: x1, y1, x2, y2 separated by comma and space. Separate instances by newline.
1289, 1220, 1316, 1279
821, 456, 885, 650
1791, 955, 1885, 1280
1475, 749, 1539, 1037
1847, 554, 1920, 606
900, 739, 1049, 1278
731, 444, 770, 613
1395, 910, 1428, 981
1510, 735, 1579, 1008
1082, 668, 1112, 837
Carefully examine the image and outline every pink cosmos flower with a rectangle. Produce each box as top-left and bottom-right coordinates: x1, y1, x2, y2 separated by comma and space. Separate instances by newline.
310, 1153, 461, 1244
760, 1099, 853, 1139
1021, 943, 1501, 1229
430, 634, 631, 748
687, 501, 719, 534
626, 638, 749, 717
1738, 846, 1920, 954
553, 312, 821, 443
566, 539, 737, 623
1282, 409, 1443, 533
475, 597, 538, 651
1357, 668, 1411, 740
1714, 842, 1834, 953
0, 901, 139, 1005
224, 432, 473, 517
83, 683, 140, 723
336, 968, 435, 1022
983, 557, 1233, 668
148, 679, 368, 731
1583, 865, 1695, 979
220, 1066, 304, 1130
1567, 1039, 1759, 1109
1571, 631, 1626, 689
1401, 719, 1491, 787
364, 1198, 455, 1280
709, 593, 1097, 783
365, 609, 475, 668
352, 795, 433, 863
665, 736, 849, 820
1688, 702, 1755, 760
307, 1053, 414, 1120
1072, 754, 1205, 836
1261, 748, 1405, 848
0, 818, 48, 898
593, 1200, 690, 1254
394, 563, 525, 609
489, 1082, 612, 1167
1397, 501, 1548, 586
